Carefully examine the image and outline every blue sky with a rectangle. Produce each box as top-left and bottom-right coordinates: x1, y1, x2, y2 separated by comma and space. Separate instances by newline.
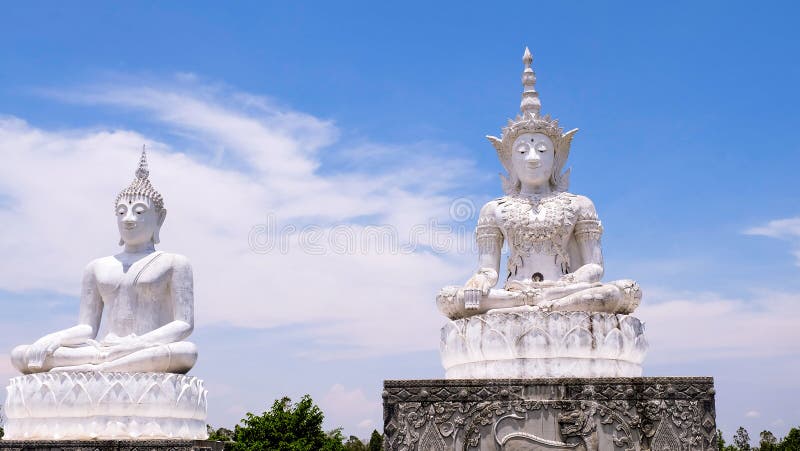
1, 1, 799, 442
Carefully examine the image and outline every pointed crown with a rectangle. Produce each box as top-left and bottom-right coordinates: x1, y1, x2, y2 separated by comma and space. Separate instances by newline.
487, 47, 579, 193
115, 146, 165, 210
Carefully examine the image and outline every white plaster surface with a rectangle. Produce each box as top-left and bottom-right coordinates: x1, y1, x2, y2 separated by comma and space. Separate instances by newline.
440, 311, 648, 379
3, 372, 208, 440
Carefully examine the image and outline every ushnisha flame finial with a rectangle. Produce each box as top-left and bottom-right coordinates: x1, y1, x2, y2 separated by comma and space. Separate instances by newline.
115, 145, 165, 210
520, 47, 541, 117
135, 144, 149, 180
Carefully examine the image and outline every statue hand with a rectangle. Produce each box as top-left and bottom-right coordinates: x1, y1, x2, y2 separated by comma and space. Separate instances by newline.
26, 334, 62, 370
97, 334, 153, 360
465, 269, 497, 296
532, 280, 566, 288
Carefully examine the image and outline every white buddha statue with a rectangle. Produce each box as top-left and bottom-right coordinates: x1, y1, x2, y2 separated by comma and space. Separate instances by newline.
10, 148, 197, 374
437, 48, 642, 320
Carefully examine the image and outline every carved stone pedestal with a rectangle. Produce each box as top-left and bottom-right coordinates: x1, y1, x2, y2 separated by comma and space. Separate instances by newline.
441, 312, 648, 379
3, 372, 208, 440
0, 440, 224, 451
383, 377, 717, 451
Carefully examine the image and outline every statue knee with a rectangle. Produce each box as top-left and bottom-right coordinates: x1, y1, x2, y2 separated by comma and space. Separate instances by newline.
166, 341, 198, 374
11, 345, 30, 373
609, 280, 641, 313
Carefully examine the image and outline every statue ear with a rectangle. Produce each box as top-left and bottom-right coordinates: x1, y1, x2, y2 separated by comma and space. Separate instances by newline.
153, 208, 167, 244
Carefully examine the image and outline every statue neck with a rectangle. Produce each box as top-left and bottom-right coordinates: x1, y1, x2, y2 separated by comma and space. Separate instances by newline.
519, 183, 552, 197
123, 242, 156, 254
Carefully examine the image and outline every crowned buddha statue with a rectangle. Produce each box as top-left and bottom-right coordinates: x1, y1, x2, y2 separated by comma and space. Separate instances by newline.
437, 48, 641, 321
10, 149, 197, 375
436, 48, 647, 380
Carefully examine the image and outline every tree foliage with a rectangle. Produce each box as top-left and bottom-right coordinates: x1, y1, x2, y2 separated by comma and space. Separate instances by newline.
229, 395, 345, 451
367, 430, 384, 451
781, 427, 800, 450
760, 430, 779, 451
716, 426, 800, 451
344, 435, 367, 450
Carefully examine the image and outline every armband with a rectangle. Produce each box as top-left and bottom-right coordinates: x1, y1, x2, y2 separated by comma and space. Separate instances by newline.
574, 219, 603, 243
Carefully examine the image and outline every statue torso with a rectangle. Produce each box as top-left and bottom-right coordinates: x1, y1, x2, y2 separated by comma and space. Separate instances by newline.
92, 251, 178, 339
493, 192, 580, 284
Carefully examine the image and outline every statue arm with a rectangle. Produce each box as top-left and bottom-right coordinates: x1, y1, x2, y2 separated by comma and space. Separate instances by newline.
26, 262, 102, 369
567, 196, 604, 284
465, 201, 503, 293
136, 255, 195, 346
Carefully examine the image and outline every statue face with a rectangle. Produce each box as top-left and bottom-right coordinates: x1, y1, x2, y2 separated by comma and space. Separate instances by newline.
116, 197, 165, 247
511, 132, 554, 187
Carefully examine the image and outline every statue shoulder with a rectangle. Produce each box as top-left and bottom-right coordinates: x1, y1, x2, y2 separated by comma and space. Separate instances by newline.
162, 252, 193, 272
570, 194, 599, 220
479, 198, 503, 214
83, 256, 114, 275
478, 198, 506, 222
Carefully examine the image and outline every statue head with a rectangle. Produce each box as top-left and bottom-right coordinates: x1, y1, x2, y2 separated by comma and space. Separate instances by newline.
487, 47, 578, 195
115, 147, 166, 247
511, 132, 555, 187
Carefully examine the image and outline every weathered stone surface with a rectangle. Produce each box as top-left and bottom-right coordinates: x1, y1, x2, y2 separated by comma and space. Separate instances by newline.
3, 372, 207, 440
441, 311, 647, 379
383, 377, 717, 450
0, 440, 224, 451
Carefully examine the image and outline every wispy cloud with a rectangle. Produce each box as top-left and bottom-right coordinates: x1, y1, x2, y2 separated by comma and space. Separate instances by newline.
745, 217, 800, 265
319, 384, 380, 434
745, 218, 800, 239
0, 76, 480, 359
638, 289, 800, 365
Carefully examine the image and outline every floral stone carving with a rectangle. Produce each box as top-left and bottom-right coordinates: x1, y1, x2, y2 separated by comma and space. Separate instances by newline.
382, 378, 717, 451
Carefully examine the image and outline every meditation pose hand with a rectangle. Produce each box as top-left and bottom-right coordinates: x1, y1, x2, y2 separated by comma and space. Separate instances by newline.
11, 149, 197, 374
437, 49, 641, 320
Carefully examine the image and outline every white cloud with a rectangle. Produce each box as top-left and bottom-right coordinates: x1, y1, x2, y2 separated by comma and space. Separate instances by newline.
745, 217, 800, 265
319, 384, 380, 434
356, 419, 374, 430
745, 410, 761, 418
745, 218, 800, 239
0, 78, 479, 359
638, 290, 800, 365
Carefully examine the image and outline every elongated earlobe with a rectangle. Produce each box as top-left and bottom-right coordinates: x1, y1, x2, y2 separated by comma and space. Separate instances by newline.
153, 208, 167, 245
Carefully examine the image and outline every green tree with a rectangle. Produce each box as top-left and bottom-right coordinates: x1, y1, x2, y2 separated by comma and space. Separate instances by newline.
779, 427, 800, 450
367, 430, 383, 451
760, 430, 778, 451
734, 426, 751, 451
344, 435, 367, 451
207, 424, 234, 441
230, 395, 345, 451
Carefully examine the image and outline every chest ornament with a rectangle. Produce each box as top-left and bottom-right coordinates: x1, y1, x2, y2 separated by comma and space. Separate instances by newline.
498, 193, 577, 276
